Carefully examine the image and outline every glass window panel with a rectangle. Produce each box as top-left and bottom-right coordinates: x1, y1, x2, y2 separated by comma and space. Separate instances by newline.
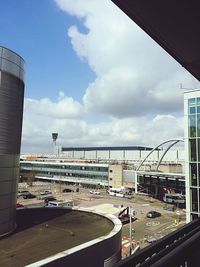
188, 98, 196, 114
197, 98, 200, 113
198, 163, 200, 187
197, 114, 200, 137
1, 58, 20, 78
189, 114, 196, 137
2, 47, 21, 65
138, 175, 144, 183
190, 163, 197, 186
191, 188, 198, 212
189, 139, 197, 162
198, 140, 200, 162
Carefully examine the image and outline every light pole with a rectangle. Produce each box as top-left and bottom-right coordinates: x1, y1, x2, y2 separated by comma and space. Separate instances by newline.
129, 207, 132, 255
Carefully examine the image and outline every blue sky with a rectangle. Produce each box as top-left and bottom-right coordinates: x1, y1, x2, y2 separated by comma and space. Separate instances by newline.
0, 0, 198, 153
0, 0, 94, 101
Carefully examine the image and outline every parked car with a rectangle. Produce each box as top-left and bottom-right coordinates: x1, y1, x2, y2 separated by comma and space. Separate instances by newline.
146, 211, 161, 218
23, 193, 36, 199
44, 196, 57, 204
18, 190, 30, 196
16, 203, 24, 208
89, 190, 100, 195
40, 190, 52, 195
62, 188, 74, 193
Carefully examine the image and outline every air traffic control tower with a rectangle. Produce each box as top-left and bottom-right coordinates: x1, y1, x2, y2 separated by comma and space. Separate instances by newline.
0, 46, 25, 236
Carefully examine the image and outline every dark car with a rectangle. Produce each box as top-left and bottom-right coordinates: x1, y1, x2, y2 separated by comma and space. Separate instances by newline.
146, 211, 161, 218
16, 203, 24, 208
18, 190, 30, 196
44, 196, 57, 204
62, 188, 74, 193
23, 193, 36, 199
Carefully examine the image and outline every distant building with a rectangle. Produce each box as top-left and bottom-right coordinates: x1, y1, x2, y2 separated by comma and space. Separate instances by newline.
36, 145, 185, 165
61, 146, 154, 162
20, 160, 109, 187
109, 164, 124, 188
20, 155, 185, 202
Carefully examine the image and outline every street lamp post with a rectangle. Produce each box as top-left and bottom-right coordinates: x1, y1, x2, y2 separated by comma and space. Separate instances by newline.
129, 207, 132, 255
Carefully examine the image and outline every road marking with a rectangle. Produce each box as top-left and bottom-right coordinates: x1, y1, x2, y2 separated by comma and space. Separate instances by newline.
146, 221, 160, 227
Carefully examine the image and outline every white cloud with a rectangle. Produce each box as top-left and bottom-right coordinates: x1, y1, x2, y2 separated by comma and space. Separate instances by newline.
55, 0, 198, 118
25, 91, 84, 119
22, 94, 183, 152
21, 0, 196, 152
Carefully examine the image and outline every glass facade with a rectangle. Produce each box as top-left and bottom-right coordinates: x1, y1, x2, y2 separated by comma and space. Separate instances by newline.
0, 46, 25, 81
20, 161, 108, 185
185, 92, 200, 221
188, 97, 200, 217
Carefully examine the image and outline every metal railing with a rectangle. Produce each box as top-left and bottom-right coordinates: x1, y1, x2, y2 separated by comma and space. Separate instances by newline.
114, 218, 200, 267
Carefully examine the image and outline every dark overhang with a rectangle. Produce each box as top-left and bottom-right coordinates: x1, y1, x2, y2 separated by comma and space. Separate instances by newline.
112, 0, 200, 81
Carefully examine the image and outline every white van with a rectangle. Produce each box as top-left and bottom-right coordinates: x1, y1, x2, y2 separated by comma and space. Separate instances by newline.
47, 200, 73, 208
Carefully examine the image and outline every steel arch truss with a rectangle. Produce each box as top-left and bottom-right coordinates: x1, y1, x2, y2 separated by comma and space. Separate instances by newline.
136, 139, 184, 171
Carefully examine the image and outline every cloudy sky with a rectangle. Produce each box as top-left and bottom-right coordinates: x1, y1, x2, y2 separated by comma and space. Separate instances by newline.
1, 0, 199, 153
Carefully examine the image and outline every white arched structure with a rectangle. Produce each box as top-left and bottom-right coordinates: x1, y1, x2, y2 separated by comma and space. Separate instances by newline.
136, 139, 184, 171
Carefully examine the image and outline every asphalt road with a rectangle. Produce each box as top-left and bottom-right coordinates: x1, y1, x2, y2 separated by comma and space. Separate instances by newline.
122, 212, 186, 245
18, 181, 186, 255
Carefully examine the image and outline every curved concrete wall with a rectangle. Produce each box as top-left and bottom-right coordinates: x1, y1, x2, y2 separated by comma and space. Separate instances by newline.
0, 46, 25, 236
25, 208, 122, 267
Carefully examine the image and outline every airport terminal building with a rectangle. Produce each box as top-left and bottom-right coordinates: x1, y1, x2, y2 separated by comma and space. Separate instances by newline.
20, 145, 185, 201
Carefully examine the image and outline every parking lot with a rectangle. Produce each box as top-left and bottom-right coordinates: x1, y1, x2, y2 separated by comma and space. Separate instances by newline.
18, 181, 186, 257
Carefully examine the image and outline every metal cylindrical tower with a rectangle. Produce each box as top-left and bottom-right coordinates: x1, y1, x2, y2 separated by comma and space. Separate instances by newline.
0, 46, 25, 236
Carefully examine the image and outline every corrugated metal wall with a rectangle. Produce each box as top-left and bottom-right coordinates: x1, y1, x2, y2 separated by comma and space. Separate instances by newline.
0, 46, 24, 236
62, 149, 184, 163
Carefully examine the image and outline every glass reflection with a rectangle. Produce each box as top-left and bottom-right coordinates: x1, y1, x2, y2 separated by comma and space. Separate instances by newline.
190, 163, 197, 186
196, 114, 200, 137
189, 139, 197, 162
191, 188, 198, 212
189, 114, 196, 137
188, 98, 196, 114
197, 98, 200, 113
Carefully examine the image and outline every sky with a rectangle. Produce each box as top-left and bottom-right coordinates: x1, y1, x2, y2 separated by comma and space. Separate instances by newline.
0, 0, 199, 153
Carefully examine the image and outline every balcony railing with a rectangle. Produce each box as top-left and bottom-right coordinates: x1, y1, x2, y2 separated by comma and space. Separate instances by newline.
114, 218, 200, 267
